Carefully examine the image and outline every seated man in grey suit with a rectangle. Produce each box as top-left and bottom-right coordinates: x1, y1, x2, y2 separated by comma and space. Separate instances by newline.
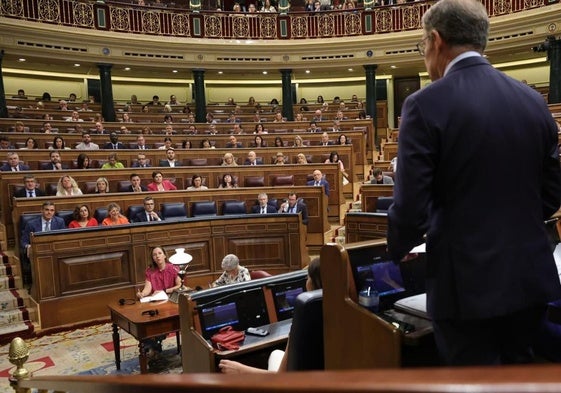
1, 152, 30, 172
251, 192, 278, 214
21, 201, 66, 285
15, 174, 46, 198
369, 168, 394, 184
132, 196, 162, 222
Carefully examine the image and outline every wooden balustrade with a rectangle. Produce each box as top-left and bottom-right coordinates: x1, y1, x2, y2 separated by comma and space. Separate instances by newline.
28, 214, 306, 328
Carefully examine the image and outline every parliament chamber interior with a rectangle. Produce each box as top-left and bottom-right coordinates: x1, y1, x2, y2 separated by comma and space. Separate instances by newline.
1, 0, 561, 391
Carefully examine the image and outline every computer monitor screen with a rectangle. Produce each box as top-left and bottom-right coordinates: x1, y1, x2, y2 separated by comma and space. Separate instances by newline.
355, 261, 405, 297
274, 286, 305, 320
200, 301, 239, 337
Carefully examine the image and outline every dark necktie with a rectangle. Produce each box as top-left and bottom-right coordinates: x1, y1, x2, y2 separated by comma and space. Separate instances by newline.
261, 207, 265, 214
44, 221, 51, 232
28, 191, 33, 197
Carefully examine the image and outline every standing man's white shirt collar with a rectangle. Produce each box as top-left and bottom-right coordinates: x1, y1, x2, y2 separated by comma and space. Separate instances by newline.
444, 51, 481, 77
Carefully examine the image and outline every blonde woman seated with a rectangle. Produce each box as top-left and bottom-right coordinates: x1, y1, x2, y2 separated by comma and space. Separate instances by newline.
56, 175, 83, 196
293, 135, 304, 148
296, 153, 308, 164
221, 152, 238, 167
102, 202, 129, 226
212, 254, 251, 287
275, 152, 286, 165
95, 177, 110, 194
68, 205, 98, 228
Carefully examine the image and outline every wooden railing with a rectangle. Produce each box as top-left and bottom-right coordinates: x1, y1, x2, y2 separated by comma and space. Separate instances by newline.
0, 0, 553, 39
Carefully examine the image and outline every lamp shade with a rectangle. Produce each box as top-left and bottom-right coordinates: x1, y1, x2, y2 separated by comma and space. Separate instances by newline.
169, 248, 193, 265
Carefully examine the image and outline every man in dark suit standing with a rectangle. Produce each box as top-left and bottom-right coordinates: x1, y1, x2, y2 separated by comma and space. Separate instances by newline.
0, 152, 30, 172
15, 174, 46, 198
279, 192, 308, 225
387, 0, 561, 366
132, 196, 162, 222
251, 192, 278, 214
21, 201, 66, 285
307, 169, 330, 197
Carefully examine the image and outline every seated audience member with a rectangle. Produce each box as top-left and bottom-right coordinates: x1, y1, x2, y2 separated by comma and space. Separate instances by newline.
103, 132, 126, 149
121, 112, 133, 123
219, 173, 238, 188
42, 122, 54, 134
119, 125, 131, 134
293, 135, 304, 148
370, 168, 394, 184
76, 153, 91, 169
147, 171, 177, 191
273, 112, 285, 123
182, 140, 192, 149
186, 174, 208, 191
132, 196, 162, 222
158, 137, 174, 150
337, 133, 350, 145
95, 177, 110, 193
0, 136, 15, 150
324, 151, 348, 178
319, 132, 334, 146
307, 169, 330, 197
163, 124, 176, 135
252, 135, 267, 148
231, 123, 244, 135
75, 132, 100, 150
279, 192, 309, 225
56, 175, 83, 196
132, 153, 151, 168
93, 121, 107, 134
135, 135, 151, 150
212, 254, 250, 287
50, 136, 71, 150
219, 257, 322, 373
147, 95, 162, 106
254, 123, 267, 134
15, 174, 46, 198
1, 152, 29, 172
296, 153, 308, 164
44, 150, 68, 170
207, 124, 218, 135
13, 88, 27, 99
226, 135, 243, 148
101, 153, 125, 169
68, 205, 98, 228
200, 139, 214, 149
244, 151, 262, 166
127, 173, 148, 192
222, 152, 238, 167
21, 201, 66, 284
102, 202, 129, 226
21, 137, 38, 150
65, 110, 83, 122
141, 126, 153, 135
295, 113, 306, 122
274, 137, 284, 148
274, 152, 286, 165
14, 121, 26, 132
252, 193, 277, 214
160, 148, 181, 167
308, 121, 321, 133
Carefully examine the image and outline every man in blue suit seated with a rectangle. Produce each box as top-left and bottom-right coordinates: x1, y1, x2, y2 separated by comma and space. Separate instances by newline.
279, 192, 308, 225
125, 173, 148, 192
21, 201, 66, 285
132, 196, 162, 222
243, 151, 263, 165
251, 192, 278, 214
387, 0, 561, 366
0, 152, 30, 172
307, 169, 330, 197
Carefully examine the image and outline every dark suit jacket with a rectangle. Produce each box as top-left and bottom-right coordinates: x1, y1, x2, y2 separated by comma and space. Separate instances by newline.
387, 56, 561, 321
124, 185, 148, 192
307, 179, 330, 197
103, 142, 126, 149
159, 160, 181, 167
21, 216, 66, 248
226, 142, 243, 148
132, 210, 162, 223
251, 204, 277, 214
136, 145, 152, 150
15, 187, 46, 198
0, 163, 30, 172
280, 202, 309, 225
131, 163, 151, 168
41, 163, 69, 170
243, 159, 263, 165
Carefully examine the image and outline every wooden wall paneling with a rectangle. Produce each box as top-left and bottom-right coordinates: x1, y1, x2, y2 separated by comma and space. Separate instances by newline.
344, 213, 388, 243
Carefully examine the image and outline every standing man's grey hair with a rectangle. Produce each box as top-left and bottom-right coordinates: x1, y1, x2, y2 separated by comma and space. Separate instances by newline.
422, 0, 489, 53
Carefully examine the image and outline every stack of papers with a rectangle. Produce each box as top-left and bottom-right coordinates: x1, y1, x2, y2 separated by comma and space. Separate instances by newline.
393, 293, 429, 320
139, 291, 169, 303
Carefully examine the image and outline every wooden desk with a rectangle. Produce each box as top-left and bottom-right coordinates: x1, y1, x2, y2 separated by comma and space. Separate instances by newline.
108, 300, 181, 374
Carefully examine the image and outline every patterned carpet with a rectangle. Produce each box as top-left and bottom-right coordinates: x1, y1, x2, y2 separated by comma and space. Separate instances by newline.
0, 323, 182, 393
